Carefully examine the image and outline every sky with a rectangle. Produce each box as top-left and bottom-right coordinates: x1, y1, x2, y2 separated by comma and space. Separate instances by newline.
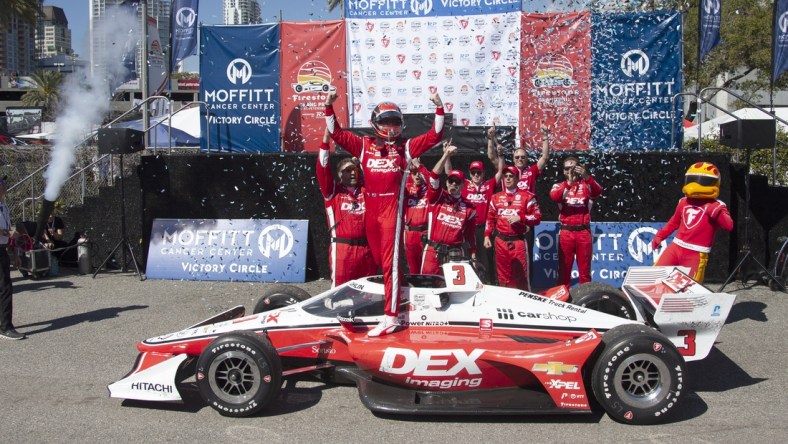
43, 0, 343, 63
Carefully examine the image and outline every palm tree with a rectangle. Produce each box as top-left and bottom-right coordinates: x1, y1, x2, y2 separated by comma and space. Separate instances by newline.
21, 70, 65, 121
0, 0, 41, 26
326, 0, 342, 12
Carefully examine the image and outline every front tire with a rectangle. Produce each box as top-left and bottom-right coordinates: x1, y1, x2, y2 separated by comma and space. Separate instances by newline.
196, 331, 282, 417
253, 285, 311, 314
591, 324, 687, 425
570, 282, 636, 320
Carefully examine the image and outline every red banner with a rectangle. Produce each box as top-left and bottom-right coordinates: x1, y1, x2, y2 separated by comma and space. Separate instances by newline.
520, 12, 591, 151
280, 21, 348, 152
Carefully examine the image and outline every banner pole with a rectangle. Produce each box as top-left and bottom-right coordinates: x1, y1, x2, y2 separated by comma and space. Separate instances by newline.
696, 3, 702, 151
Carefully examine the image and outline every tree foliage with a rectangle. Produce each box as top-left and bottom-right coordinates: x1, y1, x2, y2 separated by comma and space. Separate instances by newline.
21, 70, 65, 121
0, 0, 40, 26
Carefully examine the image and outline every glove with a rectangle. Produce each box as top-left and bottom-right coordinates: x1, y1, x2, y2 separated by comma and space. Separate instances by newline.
651, 236, 663, 249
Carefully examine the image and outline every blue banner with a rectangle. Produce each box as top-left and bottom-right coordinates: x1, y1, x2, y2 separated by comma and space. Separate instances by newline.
532, 222, 675, 289
200, 25, 281, 153
345, 0, 522, 19
591, 11, 682, 150
146, 219, 309, 282
170, 0, 199, 70
774, 0, 788, 81
699, 0, 722, 61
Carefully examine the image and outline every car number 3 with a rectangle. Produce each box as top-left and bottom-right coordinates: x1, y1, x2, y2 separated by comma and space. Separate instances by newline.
451, 265, 466, 286
676, 329, 696, 356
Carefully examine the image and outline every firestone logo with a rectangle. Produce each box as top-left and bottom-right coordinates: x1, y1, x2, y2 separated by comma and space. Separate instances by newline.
620, 50, 650, 78
258, 225, 294, 259
175, 7, 197, 27
227, 58, 252, 85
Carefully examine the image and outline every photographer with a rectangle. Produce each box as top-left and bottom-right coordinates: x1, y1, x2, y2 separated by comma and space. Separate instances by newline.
549, 156, 603, 287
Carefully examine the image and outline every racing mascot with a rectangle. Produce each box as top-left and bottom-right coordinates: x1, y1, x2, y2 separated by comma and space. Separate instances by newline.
325, 91, 445, 336
652, 162, 734, 283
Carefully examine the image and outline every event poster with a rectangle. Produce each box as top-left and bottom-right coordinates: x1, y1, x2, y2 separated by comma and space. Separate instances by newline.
146, 219, 309, 282
591, 11, 682, 150
200, 24, 281, 153
280, 21, 347, 152
346, 4, 522, 129
532, 222, 675, 289
520, 12, 591, 151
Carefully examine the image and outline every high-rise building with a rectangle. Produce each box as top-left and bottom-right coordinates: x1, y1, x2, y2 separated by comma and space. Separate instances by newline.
224, 0, 262, 25
0, 2, 39, 76
36, 6, 73, 59
90, 0, 171, 76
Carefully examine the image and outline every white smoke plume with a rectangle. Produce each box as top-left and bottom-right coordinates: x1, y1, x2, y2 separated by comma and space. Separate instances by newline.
44, 6, 141, 201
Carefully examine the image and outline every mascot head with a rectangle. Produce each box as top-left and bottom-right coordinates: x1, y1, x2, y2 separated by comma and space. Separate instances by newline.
682, 162, 721, 199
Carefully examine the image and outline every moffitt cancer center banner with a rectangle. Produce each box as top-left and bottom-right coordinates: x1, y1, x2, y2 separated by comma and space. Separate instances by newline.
197, 4, 683, 152
146, 219, 309, 282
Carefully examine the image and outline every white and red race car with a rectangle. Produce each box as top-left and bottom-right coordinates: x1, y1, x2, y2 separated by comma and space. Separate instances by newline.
108, 263, 735, 425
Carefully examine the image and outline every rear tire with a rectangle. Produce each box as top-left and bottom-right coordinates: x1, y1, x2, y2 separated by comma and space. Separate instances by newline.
196, 331, 282, 417
591, 324, 687, 425
253, 285, 311, 314
570, 282, 636, 320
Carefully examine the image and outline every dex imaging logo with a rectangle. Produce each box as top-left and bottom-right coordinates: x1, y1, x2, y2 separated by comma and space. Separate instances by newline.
258, 225, 294, 259
703, 0, 721, 14
620, 50, 650, 78
175, 7, 197, 27
411, 0, 432, 15
226, 58, 252, 85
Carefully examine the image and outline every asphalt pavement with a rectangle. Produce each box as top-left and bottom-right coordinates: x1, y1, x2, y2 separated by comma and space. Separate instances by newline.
1, 267, 786, 443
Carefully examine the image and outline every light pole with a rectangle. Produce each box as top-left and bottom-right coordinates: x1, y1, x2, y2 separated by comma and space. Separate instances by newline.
53, 62, 64, 72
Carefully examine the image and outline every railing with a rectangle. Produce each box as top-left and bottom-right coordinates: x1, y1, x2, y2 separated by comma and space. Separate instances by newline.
6, 98, 209, 223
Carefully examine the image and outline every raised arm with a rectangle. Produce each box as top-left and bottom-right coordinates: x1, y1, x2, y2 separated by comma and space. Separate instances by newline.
316, 128, 336, 199
487, 126, 505, 182
324, 91, 363, 158
536, 122, 550, 172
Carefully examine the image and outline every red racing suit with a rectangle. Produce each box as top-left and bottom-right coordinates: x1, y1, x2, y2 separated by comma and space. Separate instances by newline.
403, 165, 429, 274
317, 143, 376, 286
516, 163, 541, 193
326, 104, 444, 316
549, 176, 603, 286
654, 197, 734, 282
421, 171, 477, 275
485, 188, 542, 290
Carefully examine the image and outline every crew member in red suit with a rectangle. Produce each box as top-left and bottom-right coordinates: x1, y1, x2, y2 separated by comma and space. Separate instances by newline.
316, 129, 376, 287
514, 124, 550, 193
421, 143, 477, 275
652, 162, 734, 283
549, 156, 603, 286
325, 91, 445, 337
403, 158, 430, 274
442, 126, 505, 282
484, 166, 542, 290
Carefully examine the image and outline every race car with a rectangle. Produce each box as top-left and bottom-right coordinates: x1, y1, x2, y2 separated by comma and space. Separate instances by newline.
108, 263, 735, 425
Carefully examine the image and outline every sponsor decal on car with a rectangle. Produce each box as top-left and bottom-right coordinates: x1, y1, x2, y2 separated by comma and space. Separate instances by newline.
532, 362, 579, 376
131, 382, 174, 393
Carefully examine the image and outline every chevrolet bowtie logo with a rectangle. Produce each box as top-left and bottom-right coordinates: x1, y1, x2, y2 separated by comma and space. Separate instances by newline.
532, 362, 578, 376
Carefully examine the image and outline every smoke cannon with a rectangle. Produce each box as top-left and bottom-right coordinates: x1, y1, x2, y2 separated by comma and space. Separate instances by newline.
33, 199, 56, 245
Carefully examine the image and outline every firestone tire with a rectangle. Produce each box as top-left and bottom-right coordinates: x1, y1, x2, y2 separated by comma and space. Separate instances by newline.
196, 331, 282, 417
591, 324, 687, 425
570, 282, 636, 320
253, 285, 311, 314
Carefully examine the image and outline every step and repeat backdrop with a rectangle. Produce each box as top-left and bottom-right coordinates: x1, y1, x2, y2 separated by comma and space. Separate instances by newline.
199, 2, 682, 153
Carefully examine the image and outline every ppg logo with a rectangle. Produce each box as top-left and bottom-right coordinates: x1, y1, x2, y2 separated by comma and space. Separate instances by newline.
627, 227, 659, 264
411, 0, 432, 16
175, 7, 196, 28
703, 0, 720, 14
258, 224, 294, 259
620, 50, 650, 78
226, 58, 252, 85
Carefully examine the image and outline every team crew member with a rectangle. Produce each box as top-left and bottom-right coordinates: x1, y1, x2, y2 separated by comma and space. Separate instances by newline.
514, 124, 550, 193
325, 91, 445, 337
550, 156, 603, 286
652, 162, 734, 282
484, 166, 542, 290
421, 144, 477, 275
403, 158, 430, 274
443, 126, 505, 282
316, 129, 376, 287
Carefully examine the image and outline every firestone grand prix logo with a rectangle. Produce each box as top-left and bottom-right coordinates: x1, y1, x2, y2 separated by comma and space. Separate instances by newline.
620, 50, 650, 78
175, 7, 197, 28
227, 58, 252, 85
258, 225, 294, 259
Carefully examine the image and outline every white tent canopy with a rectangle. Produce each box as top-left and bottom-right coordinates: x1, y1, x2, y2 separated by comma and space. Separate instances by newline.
684, 107, 788, 143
